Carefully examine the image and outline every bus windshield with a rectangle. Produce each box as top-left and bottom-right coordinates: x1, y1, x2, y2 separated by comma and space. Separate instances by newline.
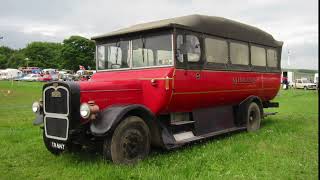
96, 34, 173, 70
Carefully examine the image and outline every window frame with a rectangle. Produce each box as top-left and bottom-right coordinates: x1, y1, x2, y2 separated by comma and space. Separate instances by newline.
203, 35, 229, 70
175, 29, 204, 70
266, 48, 279, 72
95, 30, 174, 72
250, 44, 267, 72
228, 39, 251, 71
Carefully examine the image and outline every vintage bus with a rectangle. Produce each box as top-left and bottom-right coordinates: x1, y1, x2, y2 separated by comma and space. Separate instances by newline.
32, 15, 283, 164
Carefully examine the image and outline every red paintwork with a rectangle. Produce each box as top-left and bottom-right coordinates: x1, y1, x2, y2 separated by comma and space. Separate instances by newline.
38, 75, 52, 82
78, 67, 280, 122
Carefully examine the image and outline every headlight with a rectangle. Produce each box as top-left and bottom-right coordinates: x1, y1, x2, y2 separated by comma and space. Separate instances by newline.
80, 103, 91, 119
32, 101, 40, 113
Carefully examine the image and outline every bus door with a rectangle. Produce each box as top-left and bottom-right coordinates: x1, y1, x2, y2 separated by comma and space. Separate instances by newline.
169, 33, 207, 111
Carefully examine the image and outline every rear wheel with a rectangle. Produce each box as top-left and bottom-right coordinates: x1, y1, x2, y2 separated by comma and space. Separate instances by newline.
103, 116, 150, 164
246, 102, 261, 132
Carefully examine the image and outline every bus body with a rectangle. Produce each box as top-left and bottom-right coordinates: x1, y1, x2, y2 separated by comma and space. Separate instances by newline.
33, 15, 283, 164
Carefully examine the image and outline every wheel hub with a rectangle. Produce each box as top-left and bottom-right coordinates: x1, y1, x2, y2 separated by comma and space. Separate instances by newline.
122, 131, 144, 159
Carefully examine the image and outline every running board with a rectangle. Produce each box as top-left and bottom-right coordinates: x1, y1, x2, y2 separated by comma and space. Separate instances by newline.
174, 127, 246, 145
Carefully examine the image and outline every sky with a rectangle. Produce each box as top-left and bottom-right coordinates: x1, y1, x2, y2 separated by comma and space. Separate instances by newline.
0, 0, 318, 70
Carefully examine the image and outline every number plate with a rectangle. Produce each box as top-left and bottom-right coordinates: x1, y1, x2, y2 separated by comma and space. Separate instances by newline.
51, 142, 66, 150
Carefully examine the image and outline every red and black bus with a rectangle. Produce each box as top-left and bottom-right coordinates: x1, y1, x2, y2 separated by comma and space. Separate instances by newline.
33, 14, 283, 164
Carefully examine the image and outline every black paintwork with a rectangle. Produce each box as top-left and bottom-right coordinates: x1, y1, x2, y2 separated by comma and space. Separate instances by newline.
44, 88, 68, 114
45, 117, 68, 138
193, 106, 236, 136
90, 104, 155, 136
33, 112, 43, 125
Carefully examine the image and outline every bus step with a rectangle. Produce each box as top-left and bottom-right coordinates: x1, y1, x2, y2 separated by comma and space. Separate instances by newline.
173, 131, 195, 141
171, 120, 195, 126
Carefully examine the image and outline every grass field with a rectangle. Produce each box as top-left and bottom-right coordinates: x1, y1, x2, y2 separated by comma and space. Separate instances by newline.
0, 81, 318, 179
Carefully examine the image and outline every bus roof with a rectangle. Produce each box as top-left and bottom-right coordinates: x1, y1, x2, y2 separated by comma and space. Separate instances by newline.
92, 14, 282, 47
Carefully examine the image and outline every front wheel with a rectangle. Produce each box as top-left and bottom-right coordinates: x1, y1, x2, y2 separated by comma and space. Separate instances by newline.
103, 116, 150, 164
246, 102, 261, 132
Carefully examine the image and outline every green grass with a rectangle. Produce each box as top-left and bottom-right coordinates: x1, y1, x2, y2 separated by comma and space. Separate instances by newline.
0, 81, 318, 179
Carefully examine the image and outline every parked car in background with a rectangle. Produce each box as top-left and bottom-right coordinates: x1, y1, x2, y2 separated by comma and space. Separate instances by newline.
58, 70, 74, 81
13, 74, 27, 81
61, 73, 74, 81
294, 79, 317, 90
42, 68, 57, 74
19, 67, 42, 74
38, 74, 52, 82
20, 74, 41, 81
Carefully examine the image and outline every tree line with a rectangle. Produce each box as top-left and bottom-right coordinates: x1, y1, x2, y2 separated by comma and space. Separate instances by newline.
0, 36, 95, 71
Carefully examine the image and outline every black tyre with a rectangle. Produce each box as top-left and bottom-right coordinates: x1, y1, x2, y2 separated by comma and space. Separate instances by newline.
246, 102, 261, 132
103, 116, 150, 164
43, 131, 64, 155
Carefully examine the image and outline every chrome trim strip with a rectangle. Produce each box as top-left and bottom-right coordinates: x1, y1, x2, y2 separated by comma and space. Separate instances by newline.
44, 115, 69, 141
43, 86, 69, 116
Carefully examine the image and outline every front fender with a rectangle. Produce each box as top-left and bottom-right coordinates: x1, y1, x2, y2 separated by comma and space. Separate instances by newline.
33, 112, 44, 125
90, 104, 154, 136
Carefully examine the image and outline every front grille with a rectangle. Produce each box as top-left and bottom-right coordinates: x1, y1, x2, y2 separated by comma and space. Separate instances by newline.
42, 82, 80, 141
45, 116, 69, 140
44, 86, 69, 115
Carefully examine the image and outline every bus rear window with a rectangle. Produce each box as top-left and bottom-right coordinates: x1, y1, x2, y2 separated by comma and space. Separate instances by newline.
267, 49, 278, 67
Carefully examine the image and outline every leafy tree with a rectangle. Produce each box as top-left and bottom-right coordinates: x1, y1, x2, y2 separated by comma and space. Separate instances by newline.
6, 50, 26, 68
0, 46, 15, 69
0, 35, 95, 70
24, 42, 62, 69
61, 36, 95, 71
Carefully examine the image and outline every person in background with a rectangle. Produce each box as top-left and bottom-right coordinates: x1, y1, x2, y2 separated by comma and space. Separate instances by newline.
282, 76, 289, 90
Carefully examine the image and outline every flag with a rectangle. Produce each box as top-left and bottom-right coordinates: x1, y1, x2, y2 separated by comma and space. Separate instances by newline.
79, 65, 85, 70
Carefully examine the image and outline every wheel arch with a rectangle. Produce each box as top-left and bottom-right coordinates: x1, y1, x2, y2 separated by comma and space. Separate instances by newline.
90, 104, 163, 147
236, 95, 264, 125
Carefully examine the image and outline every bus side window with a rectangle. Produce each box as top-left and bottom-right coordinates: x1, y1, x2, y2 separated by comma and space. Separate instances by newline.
205, 37, 228, 64
230, 42, 249, 65
251, 46, 266, 67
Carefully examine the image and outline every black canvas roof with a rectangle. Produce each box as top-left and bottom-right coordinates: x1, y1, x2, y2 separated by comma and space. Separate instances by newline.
92, 14, 282, 47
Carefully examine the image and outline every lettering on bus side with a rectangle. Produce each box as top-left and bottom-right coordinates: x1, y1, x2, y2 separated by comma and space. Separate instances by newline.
232, 77, 257, 84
